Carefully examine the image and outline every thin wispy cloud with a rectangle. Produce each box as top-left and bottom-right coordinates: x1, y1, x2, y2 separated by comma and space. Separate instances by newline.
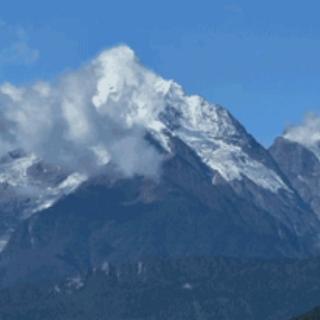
0, 20, 39, 66
223, 3, 244, 15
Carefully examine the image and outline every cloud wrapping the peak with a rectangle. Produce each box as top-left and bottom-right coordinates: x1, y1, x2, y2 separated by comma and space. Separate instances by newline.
284, 113, 320, 147
0, 45, 165, 178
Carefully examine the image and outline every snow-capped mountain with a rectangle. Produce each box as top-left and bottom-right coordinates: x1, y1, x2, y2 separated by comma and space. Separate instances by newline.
0, 46, 320, 287
0, 150, 86, 250
0, 46, 303, 240
62, 46, 317, 233
91, 46, 290, 194
1, 45, 284, 196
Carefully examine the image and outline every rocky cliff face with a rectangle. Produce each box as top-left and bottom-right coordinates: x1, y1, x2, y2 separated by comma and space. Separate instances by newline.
271, 136, 320, 219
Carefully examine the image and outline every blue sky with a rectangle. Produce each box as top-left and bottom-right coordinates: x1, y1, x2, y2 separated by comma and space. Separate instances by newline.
1, 0, 320, 145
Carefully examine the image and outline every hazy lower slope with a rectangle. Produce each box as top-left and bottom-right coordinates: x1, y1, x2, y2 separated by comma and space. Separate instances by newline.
1, 257, 320, 320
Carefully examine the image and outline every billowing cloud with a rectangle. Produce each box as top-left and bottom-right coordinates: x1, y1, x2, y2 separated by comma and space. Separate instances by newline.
284, 113, 320, 147
0, 21, 39, 66
0, 46, 165, 178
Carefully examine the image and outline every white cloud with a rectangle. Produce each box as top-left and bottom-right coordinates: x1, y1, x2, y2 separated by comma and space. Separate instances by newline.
0, 21, 39, 66
0, 46, 164, 179
284, 113, 320, 147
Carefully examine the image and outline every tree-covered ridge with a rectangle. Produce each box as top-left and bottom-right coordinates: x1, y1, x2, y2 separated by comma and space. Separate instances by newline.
1, 257, 320, 320
293, 307, 320, 320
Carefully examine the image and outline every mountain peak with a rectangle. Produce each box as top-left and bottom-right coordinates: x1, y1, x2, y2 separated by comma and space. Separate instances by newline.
0, 46, 292, 197
89, 47, 289, 193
